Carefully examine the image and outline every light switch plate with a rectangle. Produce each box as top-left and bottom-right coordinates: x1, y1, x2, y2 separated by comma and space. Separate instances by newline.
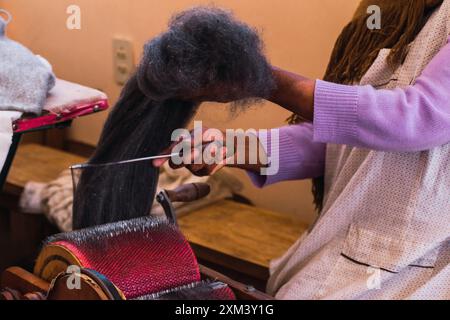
113, 38, 134, 85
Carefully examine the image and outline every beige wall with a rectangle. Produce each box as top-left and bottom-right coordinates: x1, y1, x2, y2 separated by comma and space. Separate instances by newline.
0, 0, 360, 224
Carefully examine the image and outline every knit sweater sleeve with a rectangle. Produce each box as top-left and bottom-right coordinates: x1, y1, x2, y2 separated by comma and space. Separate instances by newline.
247, 123, 326, 188
313, 36, 450, 152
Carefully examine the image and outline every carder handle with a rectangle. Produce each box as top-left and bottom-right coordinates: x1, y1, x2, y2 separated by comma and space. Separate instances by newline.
165, 183, 211, 203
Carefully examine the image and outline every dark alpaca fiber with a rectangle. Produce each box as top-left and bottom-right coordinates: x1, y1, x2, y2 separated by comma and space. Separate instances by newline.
72, 7, 275, 230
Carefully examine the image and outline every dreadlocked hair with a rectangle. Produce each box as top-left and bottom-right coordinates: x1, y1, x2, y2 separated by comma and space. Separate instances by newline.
288, 0, 444, 212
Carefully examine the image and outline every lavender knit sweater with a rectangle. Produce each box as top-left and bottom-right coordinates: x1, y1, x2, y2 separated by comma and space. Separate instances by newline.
250, 35, 450, 187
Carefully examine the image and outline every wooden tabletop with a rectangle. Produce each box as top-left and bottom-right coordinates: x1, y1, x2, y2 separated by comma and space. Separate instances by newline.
5, 143, 87, 196
179, 200, 308, 281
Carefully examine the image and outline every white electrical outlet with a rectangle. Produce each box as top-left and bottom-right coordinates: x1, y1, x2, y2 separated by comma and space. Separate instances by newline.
113, 38, 134, 85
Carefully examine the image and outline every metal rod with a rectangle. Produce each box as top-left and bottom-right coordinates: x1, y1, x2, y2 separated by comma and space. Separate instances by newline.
70, 153, 179, 170
0, 133, 22, 191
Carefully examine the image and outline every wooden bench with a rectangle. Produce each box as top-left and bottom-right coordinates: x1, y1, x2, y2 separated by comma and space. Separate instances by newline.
1, 144, 308, 290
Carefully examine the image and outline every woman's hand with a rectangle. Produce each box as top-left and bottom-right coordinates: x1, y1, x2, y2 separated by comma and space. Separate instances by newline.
269, 66, 316, 121
153, 127, 268, 176
183, 66, 316, 120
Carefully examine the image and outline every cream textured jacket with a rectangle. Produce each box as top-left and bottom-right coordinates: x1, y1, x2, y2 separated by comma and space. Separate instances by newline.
266, 1, 450, 299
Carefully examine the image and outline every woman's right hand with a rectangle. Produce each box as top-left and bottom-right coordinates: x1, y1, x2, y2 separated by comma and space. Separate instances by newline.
153, 126, 269, 176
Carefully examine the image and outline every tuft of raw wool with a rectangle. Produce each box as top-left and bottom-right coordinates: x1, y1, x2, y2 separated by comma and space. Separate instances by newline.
73, 6, 275, 229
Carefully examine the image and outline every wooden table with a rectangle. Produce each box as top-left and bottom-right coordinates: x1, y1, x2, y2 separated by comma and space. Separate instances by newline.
4, 144, 87, 196
0, 144, 87, 273
179, 200, 308, 287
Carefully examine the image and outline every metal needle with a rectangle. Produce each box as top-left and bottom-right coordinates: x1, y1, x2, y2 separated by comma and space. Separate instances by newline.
70, 153, 180, 170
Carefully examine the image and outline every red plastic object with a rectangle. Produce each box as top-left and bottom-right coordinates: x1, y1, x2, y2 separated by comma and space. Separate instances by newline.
13, 99, 109, 133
